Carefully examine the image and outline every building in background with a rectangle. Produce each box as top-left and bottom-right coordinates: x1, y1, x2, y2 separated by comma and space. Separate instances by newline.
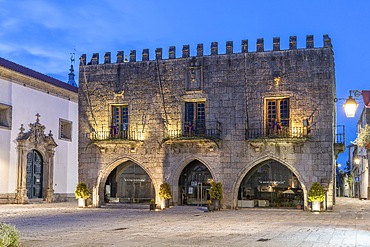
348, 107, 370, 200
0, 57, 78, 203
78, 35, 344, 210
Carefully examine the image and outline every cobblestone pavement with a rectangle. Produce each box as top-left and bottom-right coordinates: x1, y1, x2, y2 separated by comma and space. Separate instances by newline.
0, 197, 370, 247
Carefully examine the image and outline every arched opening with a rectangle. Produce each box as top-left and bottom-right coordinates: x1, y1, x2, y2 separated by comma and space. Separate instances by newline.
238, 159, 303, 208
26, 150, 43, 199
178, 160, 212, 206
105, 161, 155, 203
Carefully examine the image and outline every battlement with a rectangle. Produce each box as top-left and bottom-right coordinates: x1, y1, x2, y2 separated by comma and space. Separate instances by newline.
80, 35, 332, 66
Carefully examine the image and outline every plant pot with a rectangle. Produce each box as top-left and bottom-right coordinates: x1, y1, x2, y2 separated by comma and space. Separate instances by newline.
161, 199, 169, 209
207, 204, 215, 212
78, 198, 86, 208
149, 204, 156, 211
311, 201, 321, 212
212, 199, 220, 211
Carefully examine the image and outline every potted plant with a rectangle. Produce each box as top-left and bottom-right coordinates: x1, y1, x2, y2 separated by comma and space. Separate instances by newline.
75, 182, 90, 208
209, 179, 223, 211
149, 199, 156, 211
308, 182, 324, 212
356, 124, 370, 149
104, 192, 110, 203
159, 182, 172, 209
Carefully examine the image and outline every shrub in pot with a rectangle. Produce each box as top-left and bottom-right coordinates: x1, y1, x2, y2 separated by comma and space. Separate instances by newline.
75, 182, 90, 207
159, 182, 172, 209
0, 223, 20, 247
209, 179, 223, 211
308, 182, 324, 212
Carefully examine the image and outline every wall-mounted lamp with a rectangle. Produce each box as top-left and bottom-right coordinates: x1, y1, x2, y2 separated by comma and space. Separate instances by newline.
343, 90, 362, 118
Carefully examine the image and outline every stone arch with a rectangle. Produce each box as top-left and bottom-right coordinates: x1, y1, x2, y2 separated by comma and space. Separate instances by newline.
171, 156, 216, 206
16, 114, 57, 203
232, 155, 308, 209
93, 156, 158, 207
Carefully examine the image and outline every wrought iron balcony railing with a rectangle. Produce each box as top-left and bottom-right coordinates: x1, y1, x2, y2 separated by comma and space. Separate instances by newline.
165, 122, 222, 140
335, 125, 345, 145
166, 128, 221, 140
90, 130, 142, 141
245, 127, 309, 140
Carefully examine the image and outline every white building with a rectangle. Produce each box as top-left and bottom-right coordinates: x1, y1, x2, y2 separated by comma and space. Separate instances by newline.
353, 107, 370, 200
0, 57, 78, 203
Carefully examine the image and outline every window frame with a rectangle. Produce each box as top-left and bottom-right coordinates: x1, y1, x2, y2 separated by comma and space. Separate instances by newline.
0, 103, 12, 130
265, 97, 290, 130
184, 101, 206, 134
59, 118, 73, 141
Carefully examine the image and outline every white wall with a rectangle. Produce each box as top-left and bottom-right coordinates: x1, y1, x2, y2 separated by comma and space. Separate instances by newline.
0, 78, 78, 195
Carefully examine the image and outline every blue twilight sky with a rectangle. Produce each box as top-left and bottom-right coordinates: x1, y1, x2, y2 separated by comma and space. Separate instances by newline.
1, 0, 369, 168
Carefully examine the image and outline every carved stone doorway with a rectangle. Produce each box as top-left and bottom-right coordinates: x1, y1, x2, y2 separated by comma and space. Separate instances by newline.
16, 114, 57, 204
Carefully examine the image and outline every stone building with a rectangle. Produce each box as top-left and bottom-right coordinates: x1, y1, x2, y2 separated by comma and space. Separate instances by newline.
78, 35, 344, 210
0, 57, 78, 203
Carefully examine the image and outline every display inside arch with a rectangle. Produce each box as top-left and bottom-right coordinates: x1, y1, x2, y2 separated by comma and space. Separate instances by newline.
178, 160, 212, 206
238, 160, 303, 208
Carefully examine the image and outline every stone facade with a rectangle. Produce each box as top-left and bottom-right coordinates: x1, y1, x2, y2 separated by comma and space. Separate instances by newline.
78, 35, 338, 210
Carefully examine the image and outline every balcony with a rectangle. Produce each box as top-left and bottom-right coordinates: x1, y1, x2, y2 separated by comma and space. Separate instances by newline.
165, 122, 222, 141
89, 130, 142, 141
335, 125, 345, 155
245, 127, 309, 140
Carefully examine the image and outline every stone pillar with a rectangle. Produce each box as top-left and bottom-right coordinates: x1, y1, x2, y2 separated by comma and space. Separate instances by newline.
241, 40, 248, 53
46, 147, 56, 203
182, 45, 190, 58
116, 51, 124, 63
130, 50, 136, 62
142, 49, 149, 61
256, 38, 264, 52
169, 46, 176, 59
289, 36, 297, 50
226, 41, 233, 54
197, 44, 203, 57
16, 143, 28, 204
104, 52, 111, 64
273, 37, 280, 51
91, 53, 99, 65
211, 42, 218, 55
306, 35, 314, 49
156, 48, 162, 60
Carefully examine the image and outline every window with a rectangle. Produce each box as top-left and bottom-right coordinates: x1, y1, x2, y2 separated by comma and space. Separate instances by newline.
111, 105, 129, 138
266, 98, 290, 130
185, 102, 205, 135
0, 104, 12, 129
59, 119, 72, 141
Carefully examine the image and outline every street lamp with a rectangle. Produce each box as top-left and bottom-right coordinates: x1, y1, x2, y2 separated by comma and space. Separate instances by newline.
343, 90, 362, 117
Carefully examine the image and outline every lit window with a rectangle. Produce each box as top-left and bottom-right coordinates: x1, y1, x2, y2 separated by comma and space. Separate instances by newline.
184, 102, 205, 135
111, 105, 129, 138
0, 104, 12, 129
59, 119, 72, 141
266, 98, 290, 130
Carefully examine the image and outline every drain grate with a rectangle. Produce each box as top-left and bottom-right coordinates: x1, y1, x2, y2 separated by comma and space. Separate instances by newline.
113, 227, 128, 231
257, 238, 271, 242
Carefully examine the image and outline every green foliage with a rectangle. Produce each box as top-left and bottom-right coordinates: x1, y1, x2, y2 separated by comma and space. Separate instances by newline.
356, 124, 370, 148
209, 180, 223, 200
159, 182, 172, 200
74, 182, 90, 199
0, 223, 20, 247
149, 199, 155, 204
308, 182, 324, 202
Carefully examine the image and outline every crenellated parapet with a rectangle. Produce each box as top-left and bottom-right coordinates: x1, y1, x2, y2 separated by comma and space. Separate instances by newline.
80, 35, 332, 66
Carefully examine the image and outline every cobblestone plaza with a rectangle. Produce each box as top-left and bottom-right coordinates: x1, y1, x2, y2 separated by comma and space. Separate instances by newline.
1, 197, 369, 247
